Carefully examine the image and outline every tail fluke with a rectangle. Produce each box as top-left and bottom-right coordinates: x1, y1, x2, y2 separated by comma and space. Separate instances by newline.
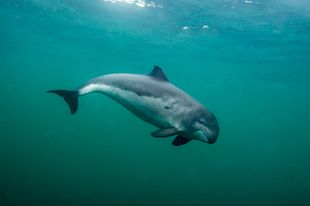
47, 90, 79, 114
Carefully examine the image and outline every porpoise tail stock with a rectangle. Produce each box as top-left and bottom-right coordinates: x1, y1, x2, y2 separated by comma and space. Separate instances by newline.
48, 66, 219, 146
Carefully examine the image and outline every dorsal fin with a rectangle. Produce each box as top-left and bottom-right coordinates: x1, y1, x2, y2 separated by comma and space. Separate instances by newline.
149, 65, 169, 81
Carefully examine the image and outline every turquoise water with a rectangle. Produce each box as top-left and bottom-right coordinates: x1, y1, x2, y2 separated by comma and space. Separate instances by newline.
1, 0, 310, 205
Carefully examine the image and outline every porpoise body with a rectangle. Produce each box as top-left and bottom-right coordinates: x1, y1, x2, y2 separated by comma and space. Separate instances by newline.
48, 66, 219, 146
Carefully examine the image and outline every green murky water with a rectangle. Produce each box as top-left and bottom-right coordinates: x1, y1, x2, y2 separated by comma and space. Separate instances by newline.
1, 0, 310, 205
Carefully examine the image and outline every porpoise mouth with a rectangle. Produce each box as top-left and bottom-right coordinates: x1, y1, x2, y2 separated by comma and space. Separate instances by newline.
207, 136, 217, 144
202, 127, 218, 144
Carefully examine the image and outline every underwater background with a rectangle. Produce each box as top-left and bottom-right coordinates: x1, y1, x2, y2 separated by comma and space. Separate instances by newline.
1, 0, 310, 205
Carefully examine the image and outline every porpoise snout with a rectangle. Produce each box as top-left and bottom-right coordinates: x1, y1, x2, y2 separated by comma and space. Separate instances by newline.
206, 123, 219, 144
207, 136, 217, 144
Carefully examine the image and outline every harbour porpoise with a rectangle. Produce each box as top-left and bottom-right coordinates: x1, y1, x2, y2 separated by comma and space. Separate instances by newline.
48, 66, 219, 146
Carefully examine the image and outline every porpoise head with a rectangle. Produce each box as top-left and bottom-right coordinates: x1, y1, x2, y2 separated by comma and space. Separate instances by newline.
183, 107, 219, 144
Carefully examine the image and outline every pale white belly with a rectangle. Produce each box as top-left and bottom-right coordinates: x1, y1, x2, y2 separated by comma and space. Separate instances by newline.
79, 83, 190, 129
